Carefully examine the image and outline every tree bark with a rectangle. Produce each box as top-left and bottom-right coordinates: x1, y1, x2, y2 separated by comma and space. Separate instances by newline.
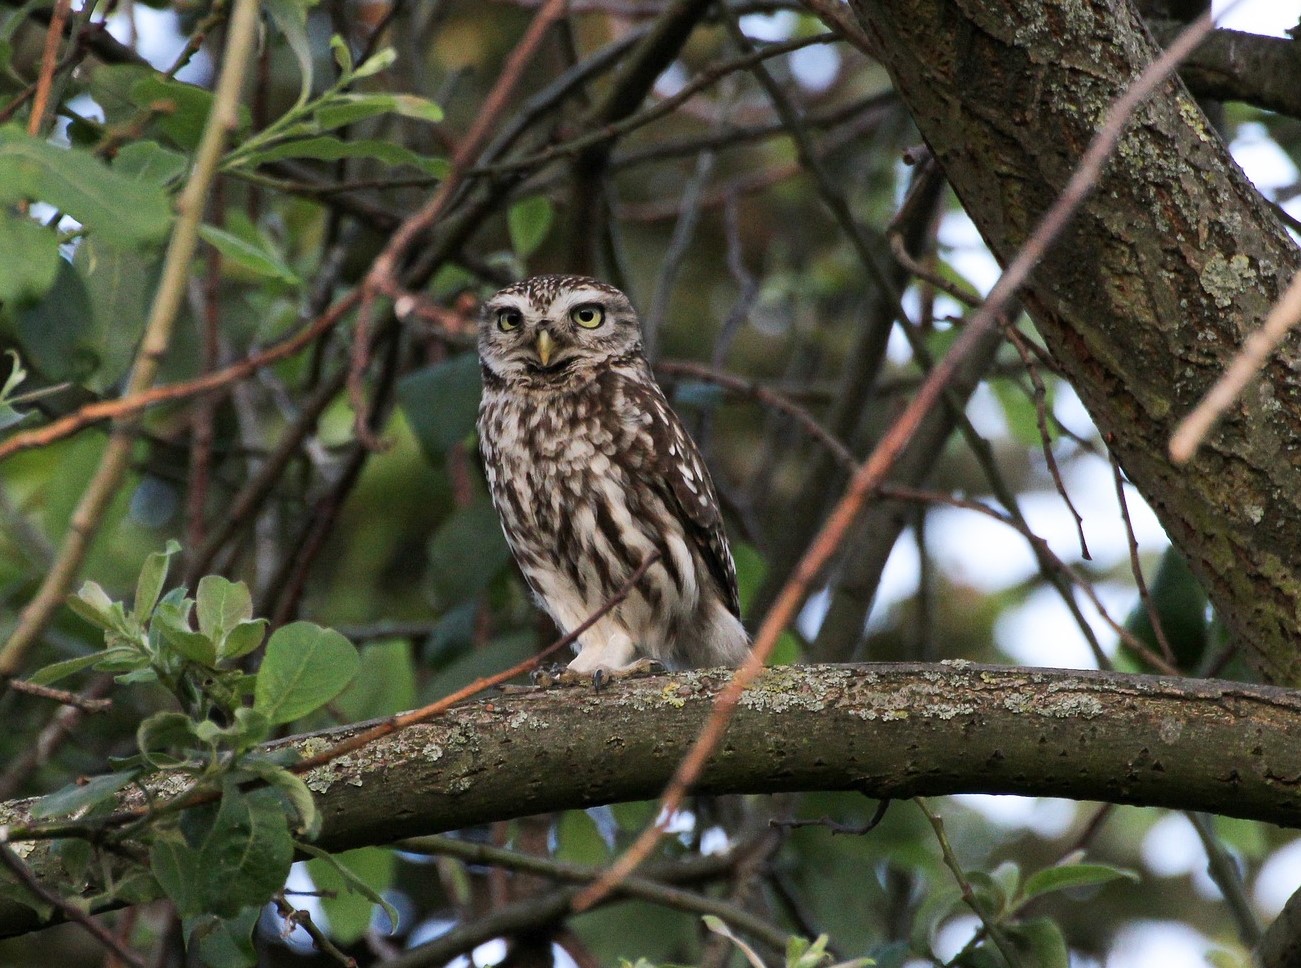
847, 0, 1301, 682
3, 663, 1301, 937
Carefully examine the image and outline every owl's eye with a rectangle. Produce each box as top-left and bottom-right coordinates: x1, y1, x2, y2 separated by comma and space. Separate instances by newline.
571, 304, 605, 329
496, 308, 522, 332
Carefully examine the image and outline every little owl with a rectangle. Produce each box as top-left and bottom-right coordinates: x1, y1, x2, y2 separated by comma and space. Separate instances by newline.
477, 274, 750, 679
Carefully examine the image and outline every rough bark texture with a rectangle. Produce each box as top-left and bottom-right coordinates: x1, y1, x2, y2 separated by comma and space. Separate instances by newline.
4, 663, 1301, 937
848, 0, 1301, 682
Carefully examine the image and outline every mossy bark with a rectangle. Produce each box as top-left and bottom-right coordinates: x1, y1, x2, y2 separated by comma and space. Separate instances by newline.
849, 0, 1301, 682
4, 664, 1301, 937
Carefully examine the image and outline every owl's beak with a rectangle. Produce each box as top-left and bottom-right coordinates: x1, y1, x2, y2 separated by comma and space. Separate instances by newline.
534, 329, 557, 367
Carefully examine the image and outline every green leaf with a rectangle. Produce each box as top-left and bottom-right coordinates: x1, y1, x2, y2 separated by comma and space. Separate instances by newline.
254, 622, 359, 724
335, 638, 416, 721
397, 352, 482, 457
154, 603, 218, 666
0, 865, 54, 921
0, 212, 58, 306
128, 73, 217, 150
350, 46, 397, 81
426, 499, 512, 605
72, 237, 157, 392
0, 124, 173, 247
263, 0, 314, 105
1122, 545, 1210, 672
1004, 917, 1069, 968
196, 575, 253, 641
329, 34, 353, 74
13, 257, 99, 383
508, 195, 554, 258
112, 140, 188, 186
220, 619, 269, 663
184, 906, 260, 968
241, 759, 320, 838
198, 224, 300, 286
27, 650, 116, 686
314, 91, 443, 129
135, 540, 181, 623
1019, 862, 1138, 904
236, 134, 447, 175
67, 580, 118, 630
31, 770, 136, 818
301, 843, 399, 942
152, 784, 295, 918
137, 711, 200, 766
991, 376, 1048, 447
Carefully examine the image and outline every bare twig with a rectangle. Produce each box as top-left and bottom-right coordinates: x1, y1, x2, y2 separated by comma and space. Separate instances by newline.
4, 677, 112, 713
1170, 267, 1301, 463
27, 0, 71, 136
1111, 456, 1177, 666
916, 798, 1023, 968
274, 893, 356, 968
656, 360, 856, 472
1003, 324, 1091, 560
770, 799, 890, 837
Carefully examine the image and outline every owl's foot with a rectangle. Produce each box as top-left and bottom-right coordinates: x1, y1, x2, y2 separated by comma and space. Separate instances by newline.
591, 658, 665, 691
531, 658, 665, 690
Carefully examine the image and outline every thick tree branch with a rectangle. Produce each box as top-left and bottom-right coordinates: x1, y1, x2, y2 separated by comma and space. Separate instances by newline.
848, 0, 1301, 682
3, 663, 1301, 937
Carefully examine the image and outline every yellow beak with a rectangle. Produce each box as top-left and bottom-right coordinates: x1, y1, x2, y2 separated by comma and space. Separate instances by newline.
535, 330, 556, 367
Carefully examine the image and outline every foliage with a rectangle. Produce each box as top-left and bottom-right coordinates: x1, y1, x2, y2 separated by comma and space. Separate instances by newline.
10, 543, 366, 966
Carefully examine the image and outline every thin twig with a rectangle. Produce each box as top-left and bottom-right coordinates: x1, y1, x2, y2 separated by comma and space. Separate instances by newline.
0, 843, 146, 968
656, 360, 856, 472
1170, 267, 1301, 463
399, 833, 790, 953
274, 893, 356, 968
573, 11, 1222, 909
286, 550, 661, 776
1111, 456, 1177, 666
916, 798, 1023, 968
27, 0, 71, 136
770, 799, 890, 837
1003, 324, 1091, 560
1185, 811, 1262, 948
5, 677, 112, 713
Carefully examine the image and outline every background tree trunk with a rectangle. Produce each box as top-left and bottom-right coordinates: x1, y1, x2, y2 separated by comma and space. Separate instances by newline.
849, 0, 1301, 682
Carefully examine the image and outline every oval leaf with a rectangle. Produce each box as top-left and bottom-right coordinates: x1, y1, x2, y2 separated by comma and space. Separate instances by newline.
1020, 862, 1139, 904
254, 622, 359, 724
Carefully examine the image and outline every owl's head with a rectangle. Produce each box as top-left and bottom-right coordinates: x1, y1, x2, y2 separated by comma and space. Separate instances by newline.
479, 274, 643, 384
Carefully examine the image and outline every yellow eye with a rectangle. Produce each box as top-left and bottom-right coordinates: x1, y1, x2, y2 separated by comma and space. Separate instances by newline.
571, 304, 604, 329
496, 308, 522, 332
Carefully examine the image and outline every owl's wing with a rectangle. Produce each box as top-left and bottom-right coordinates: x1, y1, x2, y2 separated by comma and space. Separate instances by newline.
637, 382, 742, 619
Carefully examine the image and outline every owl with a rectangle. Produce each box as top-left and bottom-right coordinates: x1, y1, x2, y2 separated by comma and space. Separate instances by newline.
477, 274, 750, 679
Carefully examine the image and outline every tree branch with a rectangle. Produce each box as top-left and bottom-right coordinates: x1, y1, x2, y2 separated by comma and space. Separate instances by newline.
3, 663, 1301, 937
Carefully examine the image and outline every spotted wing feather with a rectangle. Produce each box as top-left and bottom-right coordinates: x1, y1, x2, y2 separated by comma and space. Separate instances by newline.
626, 378, 741, 619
